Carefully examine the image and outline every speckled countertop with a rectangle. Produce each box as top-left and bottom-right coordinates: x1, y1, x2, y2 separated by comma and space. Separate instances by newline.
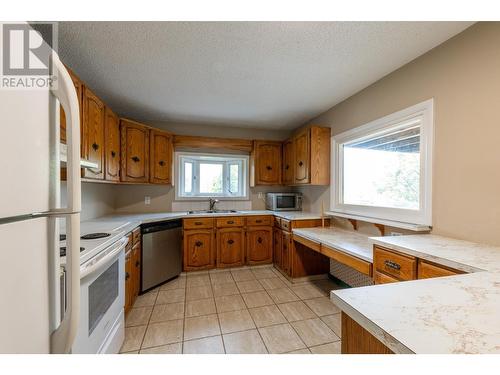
328, 234, 500, 354
292, 227, 373, 262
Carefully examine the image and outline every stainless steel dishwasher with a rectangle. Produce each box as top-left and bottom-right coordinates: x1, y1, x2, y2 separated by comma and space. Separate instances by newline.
141, 219, 182, 293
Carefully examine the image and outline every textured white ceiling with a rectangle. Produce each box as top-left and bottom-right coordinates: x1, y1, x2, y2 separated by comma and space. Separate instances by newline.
58, 22, 473, 130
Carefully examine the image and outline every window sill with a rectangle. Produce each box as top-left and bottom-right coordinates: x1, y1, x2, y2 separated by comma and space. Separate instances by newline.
326, 211, 431, 232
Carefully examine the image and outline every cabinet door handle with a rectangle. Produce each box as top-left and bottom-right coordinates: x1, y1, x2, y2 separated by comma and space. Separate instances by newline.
159, 160, 165, 166
131, 156, 140, 162
266, 165, 272, 170
384, 260, 401, 270
227, 239, 234, 245
125, 272, 130, 280
92, 143, 99, 151
227, 221, 234, 224
285, 165, 290, 170
298, 161, 303, 167
256, 220, 262, 223
257, 237, 263, 244
194, 222, 203, 226
195, 241, 203, 247
135, 261, 140, 267
111, 150, 116, 158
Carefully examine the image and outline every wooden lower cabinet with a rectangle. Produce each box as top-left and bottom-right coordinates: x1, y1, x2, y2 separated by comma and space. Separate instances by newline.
246, 227, 273, 265
341, 312, 393, 354
281, 230, 292, 275
131, 240, 141, 299
124, 249, 133, 314
217, 228, 245, 268
273, 227, 282, 269
125, 229, 142, 314
183, 229, 215, 271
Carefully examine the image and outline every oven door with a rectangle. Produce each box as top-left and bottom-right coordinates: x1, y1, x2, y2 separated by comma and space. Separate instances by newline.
72, 237, 127, 354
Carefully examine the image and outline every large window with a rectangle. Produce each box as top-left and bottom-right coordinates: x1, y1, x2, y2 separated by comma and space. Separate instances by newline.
332, 99, 433, 226
176, 152, 248, 199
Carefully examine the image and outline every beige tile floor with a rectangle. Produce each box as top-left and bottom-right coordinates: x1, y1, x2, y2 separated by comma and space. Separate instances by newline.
120, 265, 344, 354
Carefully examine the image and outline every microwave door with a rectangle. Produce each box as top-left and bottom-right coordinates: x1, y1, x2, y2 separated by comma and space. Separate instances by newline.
276, 195, 296, 210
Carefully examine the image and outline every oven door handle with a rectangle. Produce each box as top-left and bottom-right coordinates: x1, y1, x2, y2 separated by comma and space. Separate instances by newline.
80, 237, 129, 279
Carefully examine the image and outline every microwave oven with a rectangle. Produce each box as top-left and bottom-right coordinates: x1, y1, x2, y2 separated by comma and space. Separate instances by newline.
265, 192, 302, 211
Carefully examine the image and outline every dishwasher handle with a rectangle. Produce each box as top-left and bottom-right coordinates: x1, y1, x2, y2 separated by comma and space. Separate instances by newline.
141, 219, 182, 234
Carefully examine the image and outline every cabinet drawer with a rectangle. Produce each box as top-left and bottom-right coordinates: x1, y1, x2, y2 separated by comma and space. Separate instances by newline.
216, 217, 244, 228
132, 227, 141, 244
322, 245, 372, 277
374, 271, 399, 285
280, 219, 291, 231
373, 246, 416, 281
274, 216, 281, 228
247, 215, 273, 227
418, 260, 463, 279
183, 218, 214, 230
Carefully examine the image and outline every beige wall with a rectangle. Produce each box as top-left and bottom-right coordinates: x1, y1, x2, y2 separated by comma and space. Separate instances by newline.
303, 22, 500, 245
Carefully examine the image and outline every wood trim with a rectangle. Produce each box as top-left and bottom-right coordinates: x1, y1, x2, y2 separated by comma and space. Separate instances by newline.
173, 134, 253, 153
321, 244, 372, 276
341, 312, 393, 354
417, 259, 464, 279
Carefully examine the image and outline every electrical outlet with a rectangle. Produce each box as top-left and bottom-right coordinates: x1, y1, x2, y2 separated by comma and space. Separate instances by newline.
145, 196, 151, 205
258, 192, 264, 199
390, 231, 403, 236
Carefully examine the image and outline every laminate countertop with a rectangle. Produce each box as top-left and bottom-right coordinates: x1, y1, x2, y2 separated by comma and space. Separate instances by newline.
329, 234, 500, 354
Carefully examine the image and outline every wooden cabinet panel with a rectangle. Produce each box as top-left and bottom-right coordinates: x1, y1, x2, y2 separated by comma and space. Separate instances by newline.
294, 128, 310, 184
183, 218, 214, 230
60, 67, 83, 145
374, 246, 417, 281
282, 139, 294, 184
418, 260, 462, 279
149, 129, 173, 184
281, 231, 292, 275
104, 107, 120, 181
132, 227, 141, 244
341, 312, 393, 354
217, 228, 245, 268
246, 227, 273, 265
82, 87, 105, 179
273, 228, 282, 270
120, 119, 150, 183
183, 230, 215, 271
132, 240, 141, 298
309, 126, 331, 185
124, 250, 133, 314
321, 244, 372, 277
253, 141, 282, 185
280, 219, 291, 231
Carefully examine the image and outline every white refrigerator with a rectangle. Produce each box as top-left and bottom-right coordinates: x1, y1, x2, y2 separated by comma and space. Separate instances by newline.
0, 22, 81, 353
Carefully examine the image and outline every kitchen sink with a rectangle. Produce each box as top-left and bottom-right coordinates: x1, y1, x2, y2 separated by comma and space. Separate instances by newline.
187, 209, 239, 214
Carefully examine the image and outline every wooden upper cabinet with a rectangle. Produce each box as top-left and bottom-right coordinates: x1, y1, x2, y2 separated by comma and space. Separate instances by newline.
294, 129, 310, 184
120, 119, 150, 183
60, 68, 83, 145
82, 87, 105, 180
104, 107, 120, 182
252, 140, 282, 185
282, 139, 294, 185
246, 227, 273, 265
217, 228, 245, 268
149, 129, 173, 184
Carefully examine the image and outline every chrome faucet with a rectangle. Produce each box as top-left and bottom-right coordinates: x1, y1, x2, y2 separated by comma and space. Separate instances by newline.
209, 198, 219, 211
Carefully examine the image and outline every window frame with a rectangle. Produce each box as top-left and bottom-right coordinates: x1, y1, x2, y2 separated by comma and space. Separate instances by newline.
331, 99, 434, 226
175, 151, 249, 200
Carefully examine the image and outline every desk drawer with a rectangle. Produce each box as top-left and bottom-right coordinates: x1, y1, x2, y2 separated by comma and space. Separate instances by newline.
281, 219, 291, 231
183, 217, 214, 229
293, 234, 321, 253
322, 245, 372, 276
374, 246, 416, 281
216, 217, 244, 228
374, 271, 399, 285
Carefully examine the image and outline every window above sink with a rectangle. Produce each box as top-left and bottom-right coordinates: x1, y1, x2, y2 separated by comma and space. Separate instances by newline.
175, 152, 249, 200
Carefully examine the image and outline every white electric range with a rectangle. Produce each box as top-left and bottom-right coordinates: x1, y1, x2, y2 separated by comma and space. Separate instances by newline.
60, 220, 133, 354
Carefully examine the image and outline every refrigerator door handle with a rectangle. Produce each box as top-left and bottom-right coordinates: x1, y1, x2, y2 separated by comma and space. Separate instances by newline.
49, 55, 81, 354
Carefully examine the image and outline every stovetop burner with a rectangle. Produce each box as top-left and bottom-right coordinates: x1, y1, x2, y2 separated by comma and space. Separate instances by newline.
59, 246, 85, 257
81, 232, 111, 240
60, 234, 66, 241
